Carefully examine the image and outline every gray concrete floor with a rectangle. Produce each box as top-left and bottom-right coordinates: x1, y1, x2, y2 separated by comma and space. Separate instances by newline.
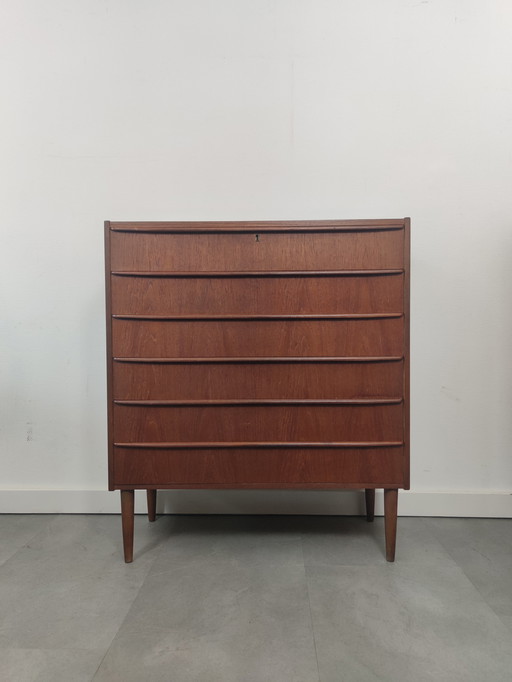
0, 514, 511, 681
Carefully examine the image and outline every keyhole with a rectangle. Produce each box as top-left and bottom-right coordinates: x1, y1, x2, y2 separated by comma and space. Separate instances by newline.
255, 234, 259, 242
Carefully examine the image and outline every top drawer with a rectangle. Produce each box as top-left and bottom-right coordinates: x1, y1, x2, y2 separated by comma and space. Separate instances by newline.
109, 228, 405, 272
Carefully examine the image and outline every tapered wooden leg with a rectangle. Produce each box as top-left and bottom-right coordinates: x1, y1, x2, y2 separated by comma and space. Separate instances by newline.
365, 488, 375, 522
120, 490, 135, 563
147, 489, 157, 522
384, 488, 398, 562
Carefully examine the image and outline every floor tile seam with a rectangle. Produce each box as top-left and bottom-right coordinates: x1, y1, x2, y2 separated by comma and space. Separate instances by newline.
90, 640, 116, 681
284, 564, 511, 645
0, 645, 105, 653
100, 540, 168, 644
147, 559, 306, 577
423, 519, 512, 554
399, 518, 474, 570
303, 560, 388, 568
446, 562, 512, 621
444, 544, 512, 562
145, 541, 306, 572
0, 516, 59, 568
412, 517, 463, 557
301, 534, 322, 682
421, 524, 512, 611
78, 537, 169, 678
111, 625, 209, 636
88, 541, 167, 682
498, 615, 512, 632
303, 558, 505, 592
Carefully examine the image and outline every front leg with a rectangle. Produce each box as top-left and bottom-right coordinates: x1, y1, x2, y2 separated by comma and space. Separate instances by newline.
121, 490, 135, 563
384, 488, 398, 562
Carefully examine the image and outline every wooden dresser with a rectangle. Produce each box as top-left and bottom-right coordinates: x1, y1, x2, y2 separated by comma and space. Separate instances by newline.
105, 219, 410, 562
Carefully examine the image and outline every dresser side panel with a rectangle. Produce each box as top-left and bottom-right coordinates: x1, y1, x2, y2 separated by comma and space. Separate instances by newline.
403, 218, 411, 489
104, 222, 115, 490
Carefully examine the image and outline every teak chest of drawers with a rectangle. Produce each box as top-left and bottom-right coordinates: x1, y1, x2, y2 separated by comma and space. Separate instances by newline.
105, 219, 410, 562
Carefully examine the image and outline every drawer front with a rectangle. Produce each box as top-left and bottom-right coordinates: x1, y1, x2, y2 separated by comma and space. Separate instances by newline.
110, 229, 404, 272
113, 446, 405, 487
112, 318, 404, 358
113, 403, 403, 443
113, 360, 404, 401
111, 273, 404, 316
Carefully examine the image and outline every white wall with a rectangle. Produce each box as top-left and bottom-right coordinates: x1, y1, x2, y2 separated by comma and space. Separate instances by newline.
2, 0, 512, 516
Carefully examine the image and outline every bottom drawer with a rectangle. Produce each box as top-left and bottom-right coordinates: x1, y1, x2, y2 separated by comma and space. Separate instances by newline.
112, 446, 405, 488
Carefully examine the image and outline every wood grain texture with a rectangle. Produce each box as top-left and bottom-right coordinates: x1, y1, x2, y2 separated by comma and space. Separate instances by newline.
385, 488, 398, 562
104, 222, 115, 491
112, 317, 404, 358
147, 489, 156, 522
113, 403, 404, 443
105, 218, 410, 561
403, 218, 411, 490
111, 273, 404, 316
110, 219, 406, 232
120, 490, 134, 563
113, 447, 405, 487
113, 359, 404, 400
110, 230, 405, 271
365, 488, 375, 522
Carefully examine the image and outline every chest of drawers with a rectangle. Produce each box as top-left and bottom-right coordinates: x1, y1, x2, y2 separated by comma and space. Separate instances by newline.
105, 219, 410, 562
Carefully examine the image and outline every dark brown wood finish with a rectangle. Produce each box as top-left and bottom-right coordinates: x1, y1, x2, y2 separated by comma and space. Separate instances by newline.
110, 219, 405, 231
113, 403, 404, 443
105, 219, 410, 562
110, 230, 405, 272
120, 490, 134, 563
104, 222, 115, 491
384, 488, 398, 561
111, 273, 404, 316
113, 359, 404, 400
113, 447, 405, 487
147, 489, 157, 522
365, 488, 375, 522
403, 218, 411, 489
112, 317, 404, 358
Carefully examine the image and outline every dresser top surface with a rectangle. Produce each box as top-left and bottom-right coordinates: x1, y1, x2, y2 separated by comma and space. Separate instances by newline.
107, 219, 408, 233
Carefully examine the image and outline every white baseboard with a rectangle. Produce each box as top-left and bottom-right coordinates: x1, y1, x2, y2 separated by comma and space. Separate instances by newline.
0, 489, 511, 517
